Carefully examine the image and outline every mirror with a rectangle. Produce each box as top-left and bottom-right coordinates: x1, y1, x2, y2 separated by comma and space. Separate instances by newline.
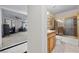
1, 8, 27, 50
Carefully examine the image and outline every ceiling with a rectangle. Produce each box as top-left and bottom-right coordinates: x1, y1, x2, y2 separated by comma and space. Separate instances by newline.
1, 5, 27, 21
2, 9, 27, 21
1, 5, 27, 13
47, 5, 79, 14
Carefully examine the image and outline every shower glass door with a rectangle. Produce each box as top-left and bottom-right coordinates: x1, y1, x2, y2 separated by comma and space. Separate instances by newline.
64, 18, 74, 36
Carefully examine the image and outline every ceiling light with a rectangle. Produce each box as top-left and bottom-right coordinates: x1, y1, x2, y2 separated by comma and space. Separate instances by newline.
56, 19, 64, 23
47, 11, 50, 15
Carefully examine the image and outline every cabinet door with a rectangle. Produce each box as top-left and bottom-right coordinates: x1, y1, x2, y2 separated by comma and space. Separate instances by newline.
52, 37, 56, 49
48, 38, 50, 52
48, 36, 56, 53
49, 37, 53, 52
48, 37, 53, 53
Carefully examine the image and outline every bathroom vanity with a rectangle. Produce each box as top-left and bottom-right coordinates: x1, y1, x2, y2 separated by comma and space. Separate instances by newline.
48, 30, 56, 53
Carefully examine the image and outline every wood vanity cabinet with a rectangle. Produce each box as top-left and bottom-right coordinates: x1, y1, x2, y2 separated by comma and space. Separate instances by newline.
48, 31, 56, 53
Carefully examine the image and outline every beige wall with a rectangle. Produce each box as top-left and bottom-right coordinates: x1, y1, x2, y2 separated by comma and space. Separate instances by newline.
47, 11, 55, 30
56, 8, 79, 18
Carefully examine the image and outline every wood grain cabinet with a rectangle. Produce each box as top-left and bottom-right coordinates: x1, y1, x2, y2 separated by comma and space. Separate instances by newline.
48, 31, 56, 53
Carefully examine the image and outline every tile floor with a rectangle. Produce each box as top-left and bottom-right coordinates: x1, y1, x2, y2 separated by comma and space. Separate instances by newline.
53, 35, 79, 53
2, 32, 27, 49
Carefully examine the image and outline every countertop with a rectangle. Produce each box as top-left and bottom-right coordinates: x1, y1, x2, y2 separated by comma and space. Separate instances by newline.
48, 30, 56, 34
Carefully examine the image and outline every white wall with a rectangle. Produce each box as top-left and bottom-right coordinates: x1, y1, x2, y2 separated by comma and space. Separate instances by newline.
0, 8, 2, 48
27, 6, 47, 53
14, 19, 22, 32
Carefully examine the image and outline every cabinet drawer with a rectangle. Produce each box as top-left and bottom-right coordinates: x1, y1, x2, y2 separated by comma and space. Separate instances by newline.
48, 33, 56, 38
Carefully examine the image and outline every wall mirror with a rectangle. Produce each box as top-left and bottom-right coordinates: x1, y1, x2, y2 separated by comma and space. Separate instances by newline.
0, 8, 27, 51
